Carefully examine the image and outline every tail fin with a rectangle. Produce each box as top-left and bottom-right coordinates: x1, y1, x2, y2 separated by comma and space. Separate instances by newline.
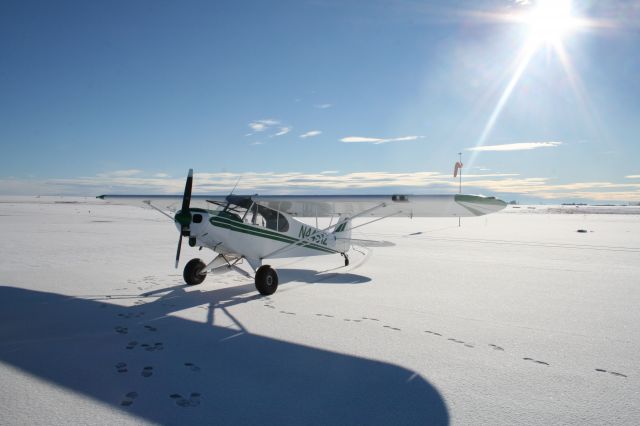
333, 215, 351, 252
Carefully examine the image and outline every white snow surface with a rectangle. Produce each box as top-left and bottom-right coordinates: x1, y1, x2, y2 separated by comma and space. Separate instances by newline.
1, 198, 639, 425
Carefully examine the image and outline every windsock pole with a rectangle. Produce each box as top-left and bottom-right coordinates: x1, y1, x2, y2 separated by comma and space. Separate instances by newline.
457, 152, 462, 227
458, 152, 462, 194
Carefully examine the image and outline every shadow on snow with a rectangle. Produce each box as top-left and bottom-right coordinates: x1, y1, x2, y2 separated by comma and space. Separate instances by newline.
0, 284, 448, 425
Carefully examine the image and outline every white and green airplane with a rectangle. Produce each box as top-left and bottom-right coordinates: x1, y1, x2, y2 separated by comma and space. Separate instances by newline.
98, 169, 507, 295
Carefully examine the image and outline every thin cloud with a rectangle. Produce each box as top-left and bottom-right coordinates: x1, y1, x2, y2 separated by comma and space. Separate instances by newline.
467, 142, 562, 152
273, 127, 291, 137
626, 175, 640, 179
300, 130, 322, 138
314, 103, 333, 109
248, 119, 280, 134
340, 135, 423, 144
96, 169, 143, 178
153, 173, 170, 178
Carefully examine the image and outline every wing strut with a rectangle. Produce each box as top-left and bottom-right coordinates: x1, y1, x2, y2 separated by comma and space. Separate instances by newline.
143, 200, 175, 221
348, 210, 405, 232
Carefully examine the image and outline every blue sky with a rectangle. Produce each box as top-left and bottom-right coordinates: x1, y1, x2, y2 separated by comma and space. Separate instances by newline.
1, 0, 639, 202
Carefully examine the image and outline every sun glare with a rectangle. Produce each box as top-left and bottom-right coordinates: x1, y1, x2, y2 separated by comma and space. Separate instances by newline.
525, 0, 577, 45
469, 0, 588, 167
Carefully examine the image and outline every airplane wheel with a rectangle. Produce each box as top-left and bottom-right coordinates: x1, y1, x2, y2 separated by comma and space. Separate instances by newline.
255, 265, 278, 295
184, 258, 207, 286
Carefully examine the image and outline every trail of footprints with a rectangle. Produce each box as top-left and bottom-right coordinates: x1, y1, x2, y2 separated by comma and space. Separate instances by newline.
114, 319, 205, 408
125, 341, 164, 352
115, 345, 205, 407
120, 390, 203, 408
262, 301, 628, 378
109, 278, 628, 409
111, 276, 210, 409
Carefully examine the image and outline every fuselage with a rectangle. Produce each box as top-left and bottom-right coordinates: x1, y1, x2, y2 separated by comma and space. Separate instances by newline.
177, 207, 346, 263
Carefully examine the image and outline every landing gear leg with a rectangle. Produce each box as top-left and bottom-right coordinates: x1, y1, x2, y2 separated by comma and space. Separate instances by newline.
341, 253, 349, 267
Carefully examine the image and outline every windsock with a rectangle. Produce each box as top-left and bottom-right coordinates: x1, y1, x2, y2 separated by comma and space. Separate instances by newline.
453, 161, 463, 178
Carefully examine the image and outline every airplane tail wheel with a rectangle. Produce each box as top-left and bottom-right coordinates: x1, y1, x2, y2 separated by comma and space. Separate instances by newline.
255, 265, 278, 295
184, 258, 207, 286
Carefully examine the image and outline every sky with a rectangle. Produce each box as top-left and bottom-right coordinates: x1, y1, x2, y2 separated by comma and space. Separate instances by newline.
1, 0, 639, 203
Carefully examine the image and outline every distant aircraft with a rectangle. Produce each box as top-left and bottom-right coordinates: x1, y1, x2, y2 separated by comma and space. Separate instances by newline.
98, 169, 506, 295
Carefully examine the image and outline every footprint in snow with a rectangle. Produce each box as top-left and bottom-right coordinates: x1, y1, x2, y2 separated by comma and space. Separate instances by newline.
610, 372, 627, 378
523, 357, 549, 366
170, 392, 201, 407
595, 369, 627, 378
141, 342, 164, 352
121, 391, 138, 407
144, 325, 157, 332
424, 330, 442, 336
184, 362, 201, 372
115, 362, 128, 373
114, 326, 128, 334
489, 344, 504, 351
141, 366, 153, 378
126, 341, 138, 350
118, 311, 145, 319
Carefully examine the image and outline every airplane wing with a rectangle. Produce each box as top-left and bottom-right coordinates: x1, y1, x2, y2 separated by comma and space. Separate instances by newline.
97, 193, 506, 217
96, 195, 227, 213
251, 194, 505, 217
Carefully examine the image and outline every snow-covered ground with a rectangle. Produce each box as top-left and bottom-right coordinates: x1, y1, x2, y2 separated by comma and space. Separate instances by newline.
1, 198, 638, 425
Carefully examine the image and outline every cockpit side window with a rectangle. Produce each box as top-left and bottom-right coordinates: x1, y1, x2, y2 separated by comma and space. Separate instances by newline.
223, 198, 289, 232
257, 205, 289, 232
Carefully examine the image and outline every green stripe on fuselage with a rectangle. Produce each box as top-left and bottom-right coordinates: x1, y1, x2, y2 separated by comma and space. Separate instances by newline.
210, 216, 336, 254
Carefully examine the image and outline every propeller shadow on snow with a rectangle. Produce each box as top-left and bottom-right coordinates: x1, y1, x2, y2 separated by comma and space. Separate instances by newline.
0, 285, 448, 425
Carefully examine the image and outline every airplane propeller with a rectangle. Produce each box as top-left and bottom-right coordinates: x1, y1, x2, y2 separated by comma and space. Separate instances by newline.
174, 168, 194, 268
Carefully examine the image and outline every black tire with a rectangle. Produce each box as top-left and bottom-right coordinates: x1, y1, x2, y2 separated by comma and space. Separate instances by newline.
255, 265, 278, 295
183, 258, 207, 286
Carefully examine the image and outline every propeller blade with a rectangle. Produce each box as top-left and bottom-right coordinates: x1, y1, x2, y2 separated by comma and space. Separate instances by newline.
181, 168, 193, 213
174, 169, 193, 232
175, 169, 193, 269
175, 233, 183, 269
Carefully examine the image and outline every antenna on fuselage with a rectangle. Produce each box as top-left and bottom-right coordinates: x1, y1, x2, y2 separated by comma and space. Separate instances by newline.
229, 176, 241, 196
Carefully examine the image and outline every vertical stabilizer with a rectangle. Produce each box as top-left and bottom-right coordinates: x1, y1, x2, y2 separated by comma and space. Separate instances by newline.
333, 214, 352, 252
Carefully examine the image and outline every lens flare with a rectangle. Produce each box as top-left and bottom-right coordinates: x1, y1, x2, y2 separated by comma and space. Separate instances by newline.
525, 0, 578, 45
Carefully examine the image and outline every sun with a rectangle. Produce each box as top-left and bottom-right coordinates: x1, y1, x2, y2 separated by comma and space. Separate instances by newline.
525, 0, 578, 45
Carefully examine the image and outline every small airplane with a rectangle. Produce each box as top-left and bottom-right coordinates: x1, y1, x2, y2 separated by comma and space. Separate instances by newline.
98, 169, 507, 295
